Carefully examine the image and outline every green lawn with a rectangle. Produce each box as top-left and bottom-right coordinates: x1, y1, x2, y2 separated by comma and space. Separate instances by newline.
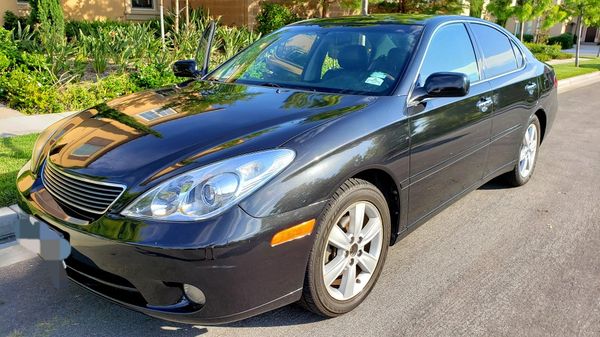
0, 134, 38, 207
553, 58, 600, 80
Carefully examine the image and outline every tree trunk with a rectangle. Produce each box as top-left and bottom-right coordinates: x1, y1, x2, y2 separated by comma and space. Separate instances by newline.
397, 0, 406, 13
185, 0, 189, 27
520, 20, 525, 41
575, 15, 582, 67
175, 0, 179, 33
321, 0, 330, 18
533, 17, 540, 43
160, 0, 165, 50
361, 0, 368, 15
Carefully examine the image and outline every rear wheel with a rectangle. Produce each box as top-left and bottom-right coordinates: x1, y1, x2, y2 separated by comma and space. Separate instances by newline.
506, 115, 541, 186
300, 178, 390, 317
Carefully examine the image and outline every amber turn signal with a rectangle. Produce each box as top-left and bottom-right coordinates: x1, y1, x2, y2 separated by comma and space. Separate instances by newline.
271, 219, 316, 247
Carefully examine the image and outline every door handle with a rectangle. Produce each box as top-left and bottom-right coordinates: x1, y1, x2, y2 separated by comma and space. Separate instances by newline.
525, 82, 537, 95
476, 97, 493, 112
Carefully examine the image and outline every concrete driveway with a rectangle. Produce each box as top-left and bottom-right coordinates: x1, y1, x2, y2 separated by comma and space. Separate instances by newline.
1, 83, 599, 337
563, 43, 600, 57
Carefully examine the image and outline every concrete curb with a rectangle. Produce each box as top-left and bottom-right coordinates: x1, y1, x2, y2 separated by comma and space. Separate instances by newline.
557, 71, 600, 93
547, 58, 577, 65
0, 205, 19, 241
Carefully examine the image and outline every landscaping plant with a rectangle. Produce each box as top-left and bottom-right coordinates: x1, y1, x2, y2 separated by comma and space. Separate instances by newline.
0, 7, 262, 115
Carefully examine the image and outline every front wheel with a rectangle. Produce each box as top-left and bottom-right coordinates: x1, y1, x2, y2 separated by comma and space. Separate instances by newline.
300, 178, 390, 317
505, 115, 541, 186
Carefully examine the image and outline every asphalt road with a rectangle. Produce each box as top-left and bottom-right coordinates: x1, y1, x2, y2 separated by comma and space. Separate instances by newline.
1, 84, 599, 337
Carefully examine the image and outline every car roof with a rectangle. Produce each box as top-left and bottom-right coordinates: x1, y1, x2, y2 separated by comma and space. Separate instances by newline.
291, 14, 491, 28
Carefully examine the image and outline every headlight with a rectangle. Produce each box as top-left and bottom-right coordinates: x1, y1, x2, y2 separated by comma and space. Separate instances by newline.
121, 149, 295, 221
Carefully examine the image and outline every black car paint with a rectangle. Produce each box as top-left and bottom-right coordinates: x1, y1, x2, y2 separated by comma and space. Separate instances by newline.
16, 15, 557, 324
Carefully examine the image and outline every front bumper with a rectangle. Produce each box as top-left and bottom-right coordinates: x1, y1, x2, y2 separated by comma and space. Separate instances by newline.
16, 166, 326, 324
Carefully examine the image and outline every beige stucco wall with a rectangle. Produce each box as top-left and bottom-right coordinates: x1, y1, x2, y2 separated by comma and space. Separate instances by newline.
189, 0, 250, 26
504, 17, 567, 37
61, 0, 127, 21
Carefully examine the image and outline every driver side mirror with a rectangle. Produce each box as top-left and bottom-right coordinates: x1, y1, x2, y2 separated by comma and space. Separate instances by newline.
173, 59, 201, 78
411, 72, 470, 102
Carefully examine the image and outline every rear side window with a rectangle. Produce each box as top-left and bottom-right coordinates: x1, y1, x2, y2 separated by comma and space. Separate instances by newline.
511, 41, 525, 68
419, 24, 479, 85
470, 24, 518, 77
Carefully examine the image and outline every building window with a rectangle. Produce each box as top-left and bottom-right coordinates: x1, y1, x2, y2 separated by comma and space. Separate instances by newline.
132, 0, 153, 9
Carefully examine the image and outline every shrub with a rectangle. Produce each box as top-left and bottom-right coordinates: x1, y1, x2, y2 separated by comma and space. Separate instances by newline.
130, 62, 178, 89
524, 42, 571, 61
65, 20, 132, 40
62, 74, 139, 109
547, 33, 574, 50
2, 11, 28, 31
0, 66, 63, 113
255, 2, 298, 35
0, 13, 263, 114
0, 27, 19, 63
28, 0, 65, 48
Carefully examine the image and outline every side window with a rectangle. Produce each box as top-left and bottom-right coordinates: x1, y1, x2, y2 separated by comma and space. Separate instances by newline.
420, 24, 479, 85
511, 41, 525, 68
470, 24, 518, 77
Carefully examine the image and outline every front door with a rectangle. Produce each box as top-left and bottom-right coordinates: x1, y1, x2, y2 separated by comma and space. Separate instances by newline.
407, 23, 493, 225
468, 23, 539, 176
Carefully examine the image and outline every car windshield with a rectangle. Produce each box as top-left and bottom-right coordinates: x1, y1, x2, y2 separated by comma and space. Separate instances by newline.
207, 24, 423, 96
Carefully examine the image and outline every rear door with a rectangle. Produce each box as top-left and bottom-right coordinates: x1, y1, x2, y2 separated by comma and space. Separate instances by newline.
407, 23, 494, 225
468, 23, 539, 176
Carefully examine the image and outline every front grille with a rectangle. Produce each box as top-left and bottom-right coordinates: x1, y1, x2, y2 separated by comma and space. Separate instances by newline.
42, 160, 126, 215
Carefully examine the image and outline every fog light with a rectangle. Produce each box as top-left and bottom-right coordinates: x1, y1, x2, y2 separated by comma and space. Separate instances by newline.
183, 284, 206, 305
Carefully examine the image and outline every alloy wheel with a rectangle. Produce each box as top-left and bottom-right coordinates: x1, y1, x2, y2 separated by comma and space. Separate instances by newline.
322, 201, 384, 301
518, 123, 538, 178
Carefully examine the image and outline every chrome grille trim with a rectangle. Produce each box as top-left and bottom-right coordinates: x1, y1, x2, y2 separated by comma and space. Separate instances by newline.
42, 160, 126, 215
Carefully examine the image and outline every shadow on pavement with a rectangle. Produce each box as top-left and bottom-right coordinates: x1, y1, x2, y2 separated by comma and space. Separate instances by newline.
478, 176, 513, 190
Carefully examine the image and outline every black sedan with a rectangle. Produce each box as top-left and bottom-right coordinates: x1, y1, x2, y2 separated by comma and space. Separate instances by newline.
15, 14, 557, 324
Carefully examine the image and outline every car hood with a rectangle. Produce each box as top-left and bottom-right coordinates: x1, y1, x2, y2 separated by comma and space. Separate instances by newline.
45, 80, 376, 187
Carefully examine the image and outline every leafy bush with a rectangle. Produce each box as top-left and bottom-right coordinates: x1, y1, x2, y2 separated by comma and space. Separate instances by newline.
28, 0, 65, 48
130, 62, 178, 89
524, 42, 571, 61
62, 74, 139, 109
0, 66, 63, 113
255, 2, 298, 35
65, 20, 132, 39
218, 26, 261, 59
2, 11, 28, 31
547, 33, 574, 50
0, 9, 263, 114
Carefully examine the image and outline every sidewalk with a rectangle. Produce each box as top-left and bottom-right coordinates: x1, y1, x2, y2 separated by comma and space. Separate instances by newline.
0, 104, 76, 137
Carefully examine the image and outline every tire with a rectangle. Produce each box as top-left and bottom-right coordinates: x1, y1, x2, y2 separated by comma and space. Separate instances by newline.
300, 178, 391, 317
505, 115, 541, 187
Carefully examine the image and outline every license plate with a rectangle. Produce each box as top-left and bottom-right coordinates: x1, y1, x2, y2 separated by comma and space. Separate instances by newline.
17, 215, 71, 261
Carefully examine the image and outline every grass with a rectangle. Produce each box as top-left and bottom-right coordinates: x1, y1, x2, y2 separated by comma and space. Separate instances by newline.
0, 134, 38, 207
553, 58, 600, 80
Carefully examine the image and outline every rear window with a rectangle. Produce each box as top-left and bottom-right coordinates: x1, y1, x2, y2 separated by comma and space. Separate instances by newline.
470, 23, 518, 78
